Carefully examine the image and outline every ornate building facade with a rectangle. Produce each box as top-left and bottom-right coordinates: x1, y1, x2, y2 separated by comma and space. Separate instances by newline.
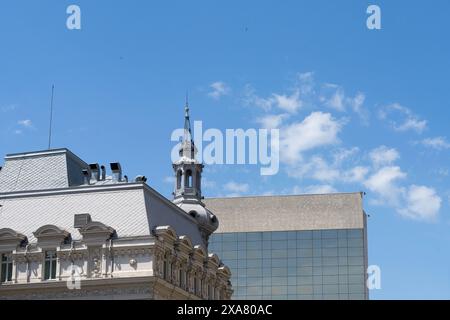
0, 104, 232, 300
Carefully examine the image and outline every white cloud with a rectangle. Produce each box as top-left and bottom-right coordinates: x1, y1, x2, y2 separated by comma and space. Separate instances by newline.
325, 88, 345, 111
304, 184, 338, 194
348, 92, 369, 124
256, 114, 288, 129
369, 146, 400, 167
272, 90, 302, 113
14, 130, 22, 135
394, 118, 427, 133
320, 85, 369, 122
364, 166, 407, 206
208, 81, 230, 100
244, 88, 301, 113
18, 119, 32, 127
333, 147, 359, 165
243, 85, 273, 111
343, 166, 369, 183
308, 157, 340, 182
380, 103, 427, 134
280, 112, 343, 164
419, 137, 450, 150
398, 185, 441, 221
224, 181, 249, 193
296, 72, 315, 95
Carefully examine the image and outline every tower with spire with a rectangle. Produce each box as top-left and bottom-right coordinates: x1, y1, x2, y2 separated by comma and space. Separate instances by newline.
172, 98, 218, 244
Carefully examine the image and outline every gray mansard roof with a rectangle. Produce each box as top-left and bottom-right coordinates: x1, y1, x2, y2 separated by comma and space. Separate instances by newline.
0, 149, 87, 193
204, 193, 366, 233
0, 149, 206, 246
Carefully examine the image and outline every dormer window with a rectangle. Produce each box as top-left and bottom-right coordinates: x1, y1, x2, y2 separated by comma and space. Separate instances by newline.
44, 250, 57, 280
1, 253, 13, 283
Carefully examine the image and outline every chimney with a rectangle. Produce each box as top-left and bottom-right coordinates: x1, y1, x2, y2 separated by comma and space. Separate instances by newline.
82, 169, 90, 185
135, 175, 147, 183
100, 165, 106, 181
89, 163, 100, 182
74, 213, 92, 228
110, 162, 122, 182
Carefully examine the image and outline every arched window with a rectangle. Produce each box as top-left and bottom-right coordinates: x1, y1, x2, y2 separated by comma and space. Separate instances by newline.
185, 170, 193, 188
176, 170, 182, 189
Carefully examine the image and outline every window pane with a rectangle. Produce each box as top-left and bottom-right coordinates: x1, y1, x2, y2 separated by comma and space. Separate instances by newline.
7, 264, 12, 282
347, 229, 363, 238
1, 263, 6, 282
44, 260, 50, 280
51, 260, 57, 279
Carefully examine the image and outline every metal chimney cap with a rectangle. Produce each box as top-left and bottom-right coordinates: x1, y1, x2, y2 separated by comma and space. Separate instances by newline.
110, 162, 122, 172
135, 175, 147, 183
89, 163, 100, 171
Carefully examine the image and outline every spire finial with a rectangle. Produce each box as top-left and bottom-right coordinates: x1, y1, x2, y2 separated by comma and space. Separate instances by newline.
183, 92, 193, 143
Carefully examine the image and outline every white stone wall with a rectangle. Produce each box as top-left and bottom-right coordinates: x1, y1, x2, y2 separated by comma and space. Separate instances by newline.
0, 227, 232, 300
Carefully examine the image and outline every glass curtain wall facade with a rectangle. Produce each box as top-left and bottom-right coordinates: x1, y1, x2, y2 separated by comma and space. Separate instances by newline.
209, 228, 367, 300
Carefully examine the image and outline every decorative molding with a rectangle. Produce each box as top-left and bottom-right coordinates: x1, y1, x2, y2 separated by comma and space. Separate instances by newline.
0, 228, 27, 250
33, 225, 69, 245
79, 221, 115, 245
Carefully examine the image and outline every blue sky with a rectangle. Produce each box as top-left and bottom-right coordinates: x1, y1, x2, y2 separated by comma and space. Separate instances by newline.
1, 0, 449, 299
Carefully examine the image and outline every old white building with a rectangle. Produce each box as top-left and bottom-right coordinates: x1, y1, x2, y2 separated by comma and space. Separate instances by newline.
0, 104, 232, 300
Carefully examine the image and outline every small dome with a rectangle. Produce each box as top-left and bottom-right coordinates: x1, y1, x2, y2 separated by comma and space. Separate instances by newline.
178, 203, 219, 234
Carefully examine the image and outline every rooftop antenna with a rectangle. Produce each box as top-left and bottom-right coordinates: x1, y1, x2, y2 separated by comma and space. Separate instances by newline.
47, 85, 55, 150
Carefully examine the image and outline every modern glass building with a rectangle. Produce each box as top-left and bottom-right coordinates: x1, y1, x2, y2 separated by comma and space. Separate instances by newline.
205, 193, 369, 300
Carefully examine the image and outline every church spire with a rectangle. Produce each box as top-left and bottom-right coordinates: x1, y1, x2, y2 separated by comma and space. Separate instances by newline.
172, 97, 219, 243
183, 92, 193, 145
179, 94, 197, 161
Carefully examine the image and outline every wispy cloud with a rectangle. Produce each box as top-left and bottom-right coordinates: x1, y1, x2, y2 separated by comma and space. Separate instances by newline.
243, 72, 314, 113
244, 87, 302, 113
208, 81, 230, 100
256, 114, 288, 129
224, 181, 249, 193
417, 137, 450, 150
319, 84, 369, 124
379, 103, 427, 133
369, 145, 400, 167
18, 119, 33, 127
322, 85, 346, 112
272, 90, 302, 113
